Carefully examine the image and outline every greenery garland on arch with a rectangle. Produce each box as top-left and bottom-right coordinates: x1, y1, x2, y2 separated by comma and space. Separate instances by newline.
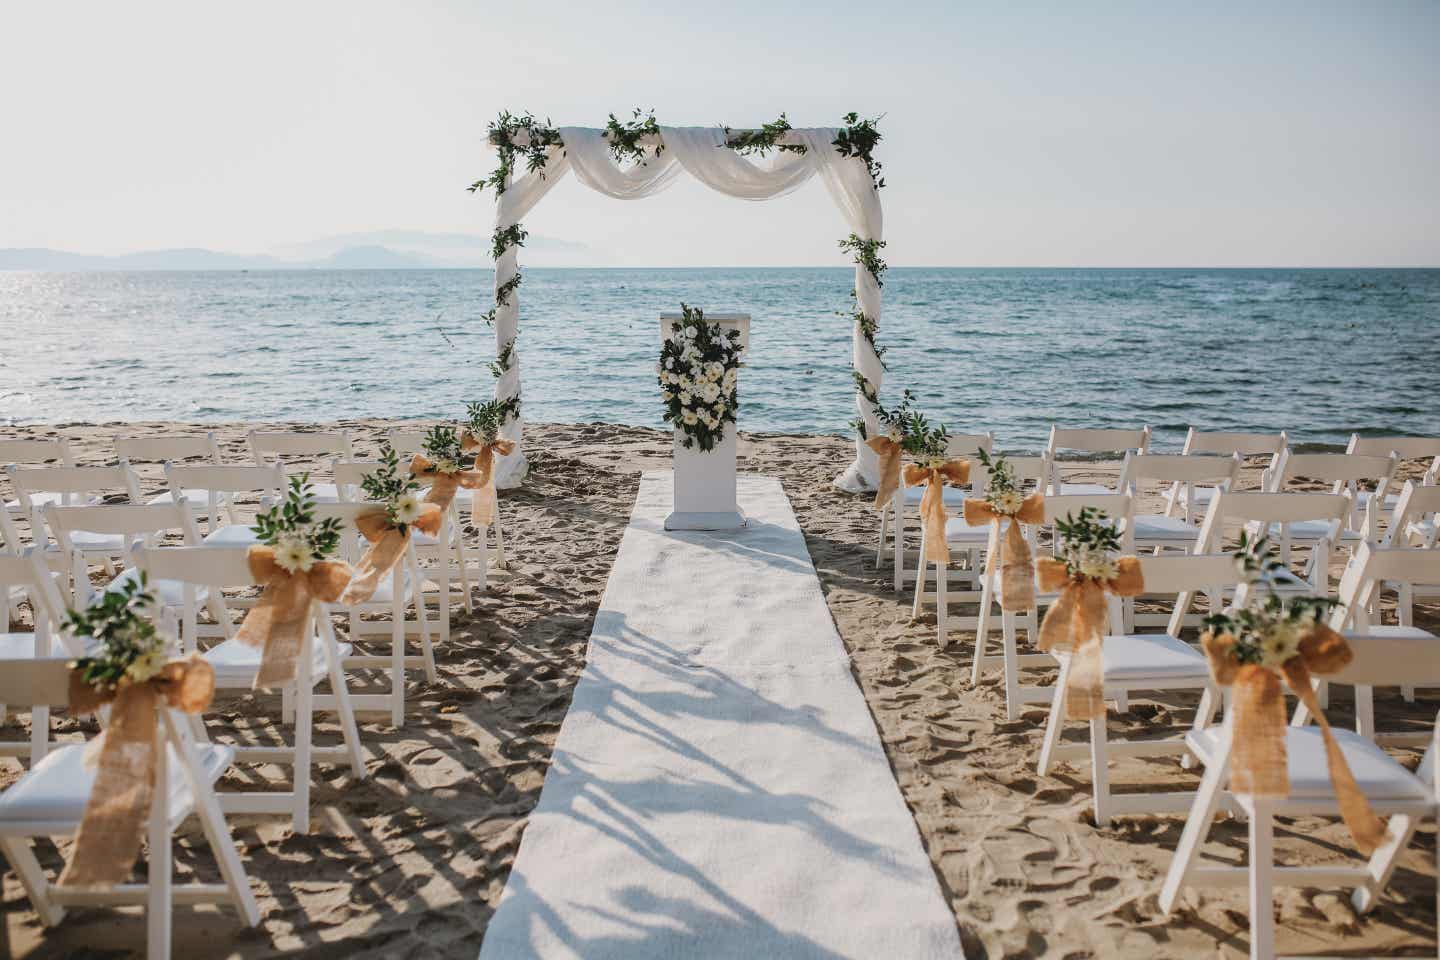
469, 110, 889, 451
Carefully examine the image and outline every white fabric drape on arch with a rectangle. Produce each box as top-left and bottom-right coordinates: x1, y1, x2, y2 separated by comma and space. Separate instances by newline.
489, 126, 883, 492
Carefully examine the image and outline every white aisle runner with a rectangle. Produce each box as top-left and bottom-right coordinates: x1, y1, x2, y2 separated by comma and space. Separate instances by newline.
479, 473, 963, 959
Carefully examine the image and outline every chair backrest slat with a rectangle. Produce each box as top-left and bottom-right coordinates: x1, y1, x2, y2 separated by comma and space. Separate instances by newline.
7, 464, 140, 498
164, 462, 285, 496
249, 430, 352, 461
1347, 434, 1440, 461
135, 544, 255, 588
115, 432, 223, 464
0, 438, 77, 466
1181, 428, 1288, 458
0, 657, 74, 707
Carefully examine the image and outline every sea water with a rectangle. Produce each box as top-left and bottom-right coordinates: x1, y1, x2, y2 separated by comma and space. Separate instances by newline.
2, 267, 1436, 451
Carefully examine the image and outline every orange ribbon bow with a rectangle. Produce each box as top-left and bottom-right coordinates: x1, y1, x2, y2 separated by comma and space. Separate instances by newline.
1202, 626, 1387, 854
1035, 556, 1145, 720
902, 460, 972, 565
864, 436, 903, 511
339, 503, 443, 605
408, 454, 487, 512
234, 547, 353, 689
962, 494, 1046, 611
460, 433, 517, 527
60, 656, 215, 887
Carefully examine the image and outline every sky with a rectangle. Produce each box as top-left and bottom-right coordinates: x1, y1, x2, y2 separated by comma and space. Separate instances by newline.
2, 1, 1437, 267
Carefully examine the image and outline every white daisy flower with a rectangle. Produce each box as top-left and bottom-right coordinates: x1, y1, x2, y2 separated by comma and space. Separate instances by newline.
994, 490, 1024, 515
682, 409, 699, 426
394, 491, 424, 525
125, 646, 168, 685
1259, 622, 1302, 667
275, 534, 315, 574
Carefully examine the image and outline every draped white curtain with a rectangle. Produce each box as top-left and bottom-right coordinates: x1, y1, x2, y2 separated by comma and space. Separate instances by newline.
490, 126, 883, 492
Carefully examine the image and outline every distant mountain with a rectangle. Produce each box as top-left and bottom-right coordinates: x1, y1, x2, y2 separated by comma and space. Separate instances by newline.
0, 229, 600, 271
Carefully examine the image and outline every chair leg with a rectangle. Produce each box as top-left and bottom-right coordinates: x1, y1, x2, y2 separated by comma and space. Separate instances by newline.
292, 638, 313, 834
454, 535, 473, 613
1037, 660, 1070, 776
164, 712, 261, 927
0, 837, 63, 926
1089, 708, 1111, 827
874, 502, 889, 569
1002, 611, 1021, 721
29, 704, 49, 762
971, 577, 995, 686
493, 518, 508, 570
935, 561, 949, 648
891, 491, 904, 594
1247, 799, 1276, 960
411, 558, 437, 684
1352, 813, 1418, 915
391, 576, 406, 728
910, 540, 927, 619
148, 742, 174, 960
320, 618, 367, 779
206, 592, 233, 642
1160, 744, 1231, 914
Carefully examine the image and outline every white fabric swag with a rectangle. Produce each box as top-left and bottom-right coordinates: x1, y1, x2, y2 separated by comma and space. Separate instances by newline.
489, 126, 885, 494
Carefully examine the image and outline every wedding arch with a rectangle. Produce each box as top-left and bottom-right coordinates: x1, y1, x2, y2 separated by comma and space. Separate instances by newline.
470, 110, 890, 493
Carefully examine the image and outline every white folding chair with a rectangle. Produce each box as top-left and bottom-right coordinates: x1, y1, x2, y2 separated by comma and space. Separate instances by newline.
1266, 449, 1399, 541
135, 544, 367, 832
1347, 433, 1440, 516
919, 454, 1049, 644
1193, 490, 1350, 597
877, 431, 994, 594
42, 502, 229, 640
7, 464, 143, 572
0, 657, 260, 958
1, 438, 80, 530
163, 462, 286, 549
1167, 428, 1289, 515
116, 433, 226, 530
1124, 452, 1243, 553
313, 502, 436, 728
1379, 483, 1440, 673
248, 430, 351, 503
0, 549, 86, 760
1159, 632, 1440, 959
970, 491, 1135, 721
385, 429, 489, 608
1045, 426, 1151, 495
1305, 542, 1440, 744
1035, 553, 1239, 825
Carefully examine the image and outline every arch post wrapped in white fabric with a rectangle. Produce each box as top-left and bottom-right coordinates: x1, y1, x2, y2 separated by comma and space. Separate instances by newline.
482, 121, 885, 493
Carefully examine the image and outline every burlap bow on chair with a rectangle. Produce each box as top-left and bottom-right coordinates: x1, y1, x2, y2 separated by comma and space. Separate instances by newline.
340, 504, 443, 605
1035, 555, 1145, 720
460, 433, 517, 527
864, 436, 904, 511
409, 454, 486, 512
60, 656, 215, 887
235, 548, 353, 689
962, 494, 1046, 611
1202, 626, 1387, 853
903, 460, 971, 566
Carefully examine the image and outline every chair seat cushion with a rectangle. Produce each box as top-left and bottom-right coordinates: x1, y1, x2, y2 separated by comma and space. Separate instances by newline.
5, 493, 101, 513
1177, 485, 1219, 507
1131, 514, 1202, 542
0, 632, 67, 658
68, 530, 129, 553
1055, 482, 1114, 496
147, 488, 213, 510
305, 483, 341, 504
1189, 725, 1428, 801
1406, 519, 1436, 543
0, 740, 233, 826
105, 567, 209, 608
205, 637, 352, 685
202, 523, 260, 548
943, 517, 993, 544
903, 485, 971, 507
1343, 624, 1440, 642
1266, 519, 1357, 542
365, 567, 414, 605
1103, 633, 1210, 681
1355, 490, 1402, 510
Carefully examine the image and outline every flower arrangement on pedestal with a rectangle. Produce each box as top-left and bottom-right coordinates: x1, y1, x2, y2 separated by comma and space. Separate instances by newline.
657, 303, 742, 452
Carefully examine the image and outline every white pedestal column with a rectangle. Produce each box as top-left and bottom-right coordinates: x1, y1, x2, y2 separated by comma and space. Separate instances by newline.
661, 310, 749, 532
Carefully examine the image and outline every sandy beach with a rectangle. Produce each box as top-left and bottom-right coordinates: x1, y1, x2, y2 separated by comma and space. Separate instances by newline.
2, 419, 1436, 959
